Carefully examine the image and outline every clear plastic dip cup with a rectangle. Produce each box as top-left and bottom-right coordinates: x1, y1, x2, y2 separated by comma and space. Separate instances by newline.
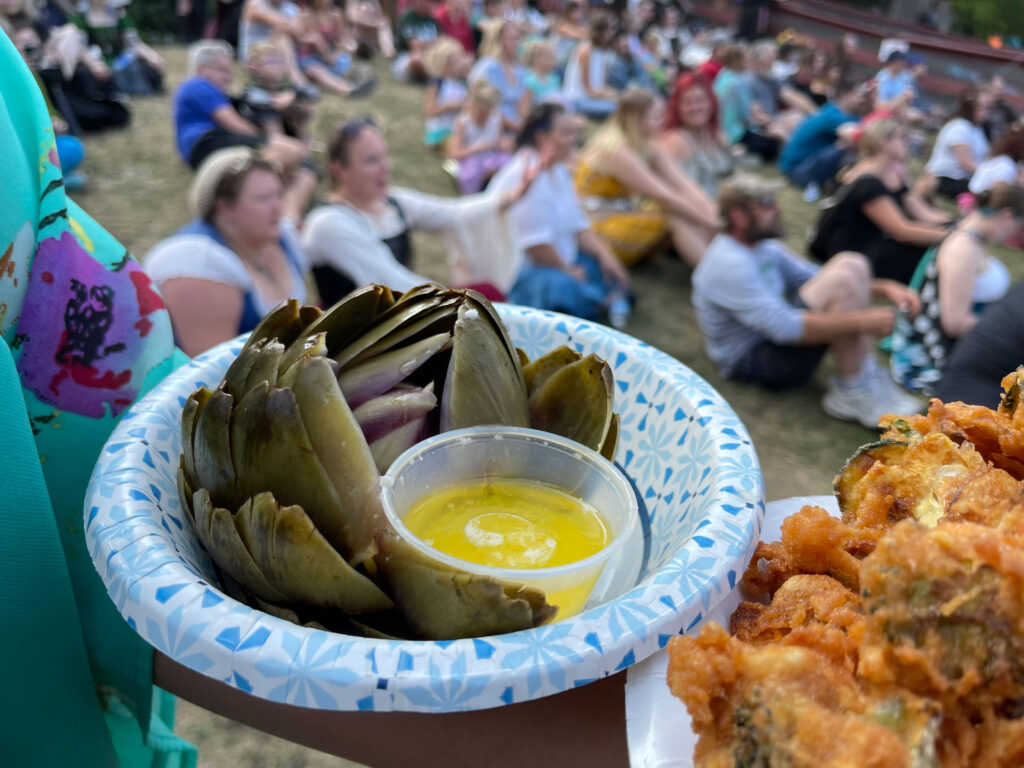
380, 426, 638, 622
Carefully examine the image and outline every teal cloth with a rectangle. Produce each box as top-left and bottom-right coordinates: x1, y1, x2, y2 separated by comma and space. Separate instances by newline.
0, 30, 193, 765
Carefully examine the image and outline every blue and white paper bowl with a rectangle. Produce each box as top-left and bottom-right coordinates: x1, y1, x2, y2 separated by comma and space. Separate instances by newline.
85, 306, 764, 713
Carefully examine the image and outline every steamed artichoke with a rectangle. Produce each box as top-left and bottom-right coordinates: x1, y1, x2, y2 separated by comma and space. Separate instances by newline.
178, 284, 618, 639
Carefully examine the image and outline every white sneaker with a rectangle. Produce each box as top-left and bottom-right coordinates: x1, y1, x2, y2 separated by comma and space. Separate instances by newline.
870, 366, 926, 417
822, 376, 920, 429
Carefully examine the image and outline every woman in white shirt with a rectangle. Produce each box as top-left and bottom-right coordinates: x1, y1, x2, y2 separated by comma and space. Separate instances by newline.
145, 147, 308, 356
489, 103, 630, 321
563, 11, 618, 118
925, 88, 993, 199
969, 122, 1024, 194
302, 117, 540, 306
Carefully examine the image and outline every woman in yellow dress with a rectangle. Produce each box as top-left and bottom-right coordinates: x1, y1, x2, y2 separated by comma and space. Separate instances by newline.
575, 88, 720, 267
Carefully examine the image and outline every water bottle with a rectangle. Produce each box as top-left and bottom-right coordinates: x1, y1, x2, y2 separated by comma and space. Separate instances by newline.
607, 290, 631, 330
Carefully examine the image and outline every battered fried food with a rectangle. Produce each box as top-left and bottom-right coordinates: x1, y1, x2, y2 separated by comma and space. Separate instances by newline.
741, 506, 875, 597
670, 374, 1024, 766
879, 370, 1024, 480
859, 520, 1024, 709
731, 574, 864, 673
667, 624, 936, 768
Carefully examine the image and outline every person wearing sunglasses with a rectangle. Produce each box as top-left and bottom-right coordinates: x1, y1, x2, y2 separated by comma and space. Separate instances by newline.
145, 147, 309, 356
302, 116, 545, 306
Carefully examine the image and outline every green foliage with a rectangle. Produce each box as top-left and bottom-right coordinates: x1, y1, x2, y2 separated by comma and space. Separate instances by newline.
949, 0, 1018, 39
129, 0, 210, 40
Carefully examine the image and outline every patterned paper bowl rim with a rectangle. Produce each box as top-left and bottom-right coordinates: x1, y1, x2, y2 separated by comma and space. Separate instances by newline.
85, 305, 764, 713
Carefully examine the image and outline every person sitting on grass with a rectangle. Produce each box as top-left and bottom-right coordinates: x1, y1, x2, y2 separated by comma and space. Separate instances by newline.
574, 88, 720, 267
778, 78, 874, 196
422, 36, 471, 149
296, 0, 376, 98
236, 40, 318, 144
712, 43, 781, 163
562, 11, 619, 119
10, 20, 88, 190
925, 87, 992, 200
692, 175, 923, 428
889, 183, 1020, 396
489, 102, 631, 322
173, 41, 316, 216
145, 147, 310, 357
447, 80, 512, 194
394, 0, 440, 83
71, 0, 165, 95
522, 38, 563, 112
301, 116, 543, 306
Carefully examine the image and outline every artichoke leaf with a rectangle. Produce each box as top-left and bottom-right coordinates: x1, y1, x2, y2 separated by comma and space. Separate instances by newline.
181, 387, 212, 489
238, 299, 309, 355
375, 531, 555, 640
368, 413, 430, 473
192, 488, 290, 604
289, 356, 389, 564
299, 284, 395, 355
353, 386, 437, 444
522, 345, 582, 396
336, 302, 459, 372
234, 492, 393, 613
177, 462, 196, 525
192, 388, 240, 507
528, 354, 613, 452
338, 331, 451, 408
229, 379, 355, 556
439, 302, 530, 432
242, 339, 285, 392
464, 291, 527, 383
515, 347, 530, 369
600, 412, 620, 462
221, 344, 262, 402
278, 331, 328, 378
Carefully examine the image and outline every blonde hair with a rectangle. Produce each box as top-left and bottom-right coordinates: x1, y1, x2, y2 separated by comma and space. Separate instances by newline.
468, 80, 500, 109
583, 89, 656, 165
188, 39, 234, 76
522, 38, 554, 69
859, 118, 901, 157
424, 36, 463, 79
246, 39, 285, 66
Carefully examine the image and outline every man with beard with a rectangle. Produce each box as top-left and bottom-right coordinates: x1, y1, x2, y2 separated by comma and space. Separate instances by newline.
692, 176, 922, 427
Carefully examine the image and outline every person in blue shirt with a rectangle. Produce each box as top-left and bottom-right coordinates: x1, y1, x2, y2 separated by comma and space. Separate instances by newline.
874, 51, 915, 111
778, 79, 873, 191
174, 39, 309, 171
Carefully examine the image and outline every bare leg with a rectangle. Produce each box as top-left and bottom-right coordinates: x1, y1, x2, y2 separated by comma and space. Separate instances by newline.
304, 61, 354, 96
377, 23, 395, 58
797, 251, 872, 377
263, 134, 311, 171
667, 216, 713, 268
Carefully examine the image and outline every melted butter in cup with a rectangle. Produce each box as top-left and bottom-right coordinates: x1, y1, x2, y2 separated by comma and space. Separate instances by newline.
381, 427, 638, 623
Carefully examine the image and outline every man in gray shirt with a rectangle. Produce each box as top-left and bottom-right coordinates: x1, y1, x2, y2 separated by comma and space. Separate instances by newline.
692, 175, 923, 427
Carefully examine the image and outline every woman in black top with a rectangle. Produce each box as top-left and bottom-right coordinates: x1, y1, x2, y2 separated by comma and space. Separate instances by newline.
811, 118, 951, 284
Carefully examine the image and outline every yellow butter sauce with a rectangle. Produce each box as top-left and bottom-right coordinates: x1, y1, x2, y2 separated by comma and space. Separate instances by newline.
403, 479, 611, 618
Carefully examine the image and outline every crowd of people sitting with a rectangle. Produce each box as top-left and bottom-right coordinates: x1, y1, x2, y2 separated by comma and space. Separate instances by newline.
4, 0, 1024, 426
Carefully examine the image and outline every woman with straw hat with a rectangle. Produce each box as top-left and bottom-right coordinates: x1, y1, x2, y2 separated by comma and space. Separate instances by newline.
145, 146, 309, 357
